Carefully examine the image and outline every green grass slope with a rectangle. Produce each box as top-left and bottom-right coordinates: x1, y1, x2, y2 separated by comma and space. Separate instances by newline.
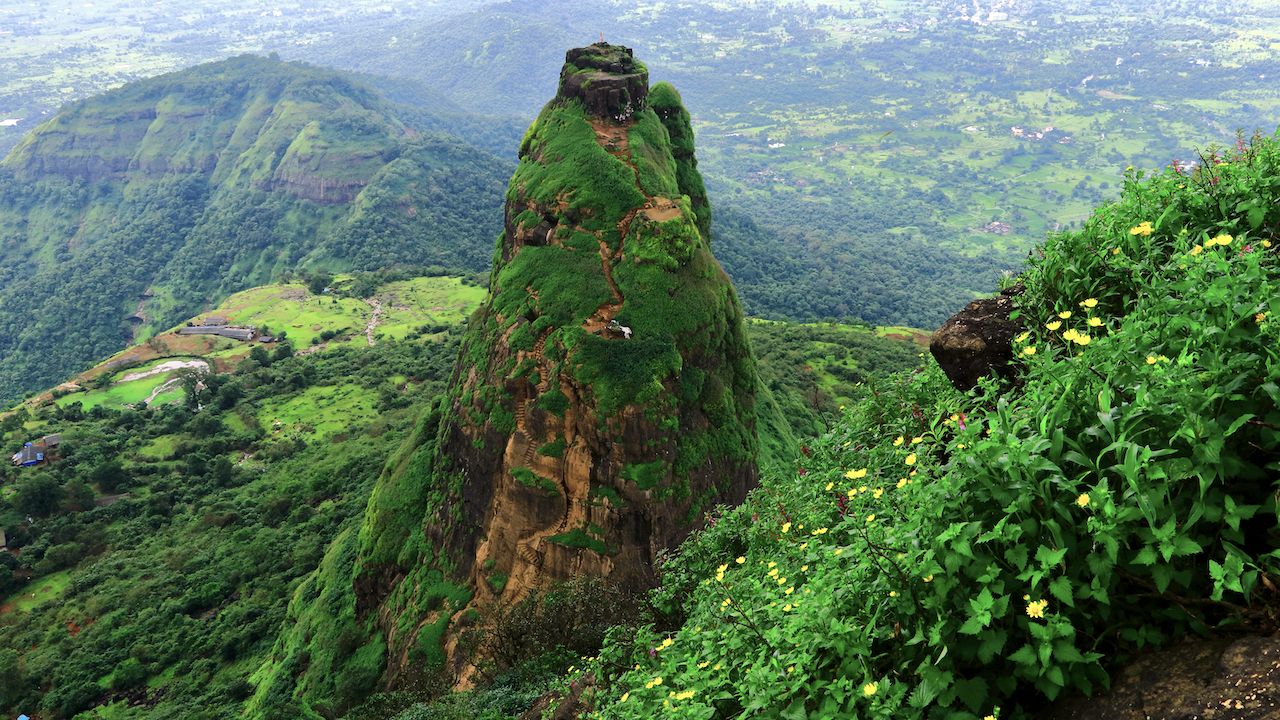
0, 55, 508, 407
0, 274, 485, 720
562, 133, 1280, 718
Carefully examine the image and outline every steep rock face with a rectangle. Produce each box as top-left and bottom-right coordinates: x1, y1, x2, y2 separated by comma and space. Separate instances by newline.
354, 43, 762, 685
558, 44, 649, 122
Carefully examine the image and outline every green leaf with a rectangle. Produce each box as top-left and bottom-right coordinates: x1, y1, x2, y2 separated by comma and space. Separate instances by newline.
1008, 644, 1037, 666
1048, 576, 1075, 607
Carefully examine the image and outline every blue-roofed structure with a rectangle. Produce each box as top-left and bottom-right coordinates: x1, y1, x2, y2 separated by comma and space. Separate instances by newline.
10, 442, 45, 467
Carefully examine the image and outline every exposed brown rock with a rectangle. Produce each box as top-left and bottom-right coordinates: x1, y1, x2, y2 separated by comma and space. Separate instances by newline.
559, 43, 649, 122
1047, 633, 1280, 720
929, 284, 1024, 390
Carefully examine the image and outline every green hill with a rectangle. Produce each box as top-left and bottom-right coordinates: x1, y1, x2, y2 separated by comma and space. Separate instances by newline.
559, 131, 1280, 719
0, 55, 510, 407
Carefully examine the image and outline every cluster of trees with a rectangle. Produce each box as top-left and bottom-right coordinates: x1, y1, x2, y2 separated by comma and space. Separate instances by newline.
0, 324, 464, 719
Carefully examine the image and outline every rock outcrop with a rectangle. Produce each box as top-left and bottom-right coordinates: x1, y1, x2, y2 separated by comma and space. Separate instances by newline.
348, 42, 767, 688
929, 284, 1024, 390
558, 43, 649, 122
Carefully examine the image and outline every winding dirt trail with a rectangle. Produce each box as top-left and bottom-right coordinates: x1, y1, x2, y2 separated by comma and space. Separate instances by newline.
365, 298, 383, 346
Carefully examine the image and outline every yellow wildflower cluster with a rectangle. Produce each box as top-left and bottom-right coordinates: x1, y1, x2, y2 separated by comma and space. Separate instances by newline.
863, 682, 879, 697
1076, 493, 1090, 508
845, 468, 868, 480
1062, 329, 1091, 346
645, 676, 664, 689
1206, 233, 1234, 247
1130, 221, 1154, 236
1146, 355, 1171, 365
668, 690, 696, 701
1079, 297, 1099, 309
1025, 599, 1049, 619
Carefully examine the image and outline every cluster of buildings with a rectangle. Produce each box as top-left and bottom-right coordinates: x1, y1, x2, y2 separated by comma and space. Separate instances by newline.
10, 434, 60, 468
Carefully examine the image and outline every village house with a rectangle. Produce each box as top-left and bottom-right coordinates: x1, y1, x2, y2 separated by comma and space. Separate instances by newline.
10, 434, 60, 468
178, 325, 256, 341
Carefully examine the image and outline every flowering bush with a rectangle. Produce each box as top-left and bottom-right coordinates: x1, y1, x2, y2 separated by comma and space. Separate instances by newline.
565, 134, 1280, 718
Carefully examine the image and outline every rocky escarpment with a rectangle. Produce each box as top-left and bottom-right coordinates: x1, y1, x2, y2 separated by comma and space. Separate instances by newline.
558, 44, 649, 122
350, 42, 766, 687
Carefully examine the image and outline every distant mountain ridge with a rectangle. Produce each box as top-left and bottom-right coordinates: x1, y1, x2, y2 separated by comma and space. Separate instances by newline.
0, 55, 511, 406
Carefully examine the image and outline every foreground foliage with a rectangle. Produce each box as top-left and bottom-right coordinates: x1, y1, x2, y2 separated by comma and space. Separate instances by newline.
574, 134, 1279, 718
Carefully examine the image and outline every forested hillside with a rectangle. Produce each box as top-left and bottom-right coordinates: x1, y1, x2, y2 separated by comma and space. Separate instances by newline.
0, 270, 920, 719
0, 55, 509, 406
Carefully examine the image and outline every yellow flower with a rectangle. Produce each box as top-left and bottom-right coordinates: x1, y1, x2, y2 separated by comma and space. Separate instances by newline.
847, 487, 857, 499
661, 638, 674, 649
1062, 329, 1080, 343
1112, 247, 1121, 255
735, 556, 745, 564
713, 663, 721, 671
1076, 493, 1090, 508
845, 468, 868, 480
697, 660, 710, 669
889, 591, 898, 598
781, 522, 791, 534
1015, 331, 1031, 343
621, 692, 630, 703
785, 586, 794, 595
833, 548, 843, 555
674, 690, 695, 701
768, 568, 779, 578
1045, 320, 1062, 331
866, 514, 876, 523
1264, 240, 1273, 248
1026, 599, 1048, 619
1258, 313, 1267, 324
1022, 346, 1037, 356
905, 453, 917, 466
777, 576, 787, 585
768, 561, 777, 568
893, 435, 905, 447
1081, 298, 1099, 308
1087, 317, 1103, 327
801, 565, 808, 572
825, 481, 834, 491
1190, 244, 1203, 256
1073, 333, 1092, 346
924, 574, 934, 582
984, 715, 997, 720
1209, 233, 1233, 247
1058, 310, 1072, 319
783, 603, 793, 612
717, 564, 728, 574
873, 488, 884, 499
912, 436, 923, 444
863, 681, 879, 697
1129, 221, 1154, 236
896, 478, 908, 489
1146, 355, 1158, 365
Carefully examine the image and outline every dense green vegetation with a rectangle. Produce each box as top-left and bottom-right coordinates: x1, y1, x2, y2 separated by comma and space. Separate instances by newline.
0, 323, 466, 719
561, 131, 1280, 718
0, 55, 507, 406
